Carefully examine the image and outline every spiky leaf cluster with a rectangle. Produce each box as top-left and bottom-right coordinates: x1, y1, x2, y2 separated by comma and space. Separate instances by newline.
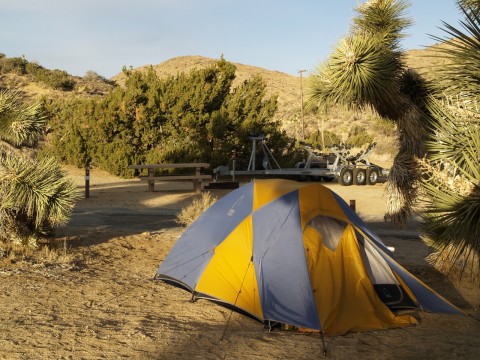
0, 90, 45, 147
309, 33, 401, 113
352, 0, 413, 48
457, 0, 480, 14
420, 97, 480, 279
0, 90, 77, 246
308, 0, 411, 120
0, 154, 77, 234
418, 1, 480, 280
429, 5, 480, 99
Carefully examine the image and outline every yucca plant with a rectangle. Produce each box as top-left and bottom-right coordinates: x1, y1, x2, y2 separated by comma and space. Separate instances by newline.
420, 1, 480, 280
0, 89, 77, 247
309, 32, 401, 112
419, 101, 480, 280
308, 0, 480, 279
308, 0, 433, 223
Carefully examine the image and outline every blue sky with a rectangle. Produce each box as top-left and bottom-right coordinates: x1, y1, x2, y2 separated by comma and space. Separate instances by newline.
0, 0, 463, 79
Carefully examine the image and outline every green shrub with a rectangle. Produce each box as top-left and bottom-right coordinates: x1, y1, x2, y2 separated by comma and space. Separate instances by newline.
346, 125, 373, 147
44, 59, 290, 178
34, 69, 75, 91
307, 130, 341, 150
1, 55, 76, 91
0, 56, 28, 75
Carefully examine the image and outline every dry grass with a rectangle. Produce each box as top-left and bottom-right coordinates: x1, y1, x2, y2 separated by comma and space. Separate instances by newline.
175, 191, 218, 227
0, 238, 75, 268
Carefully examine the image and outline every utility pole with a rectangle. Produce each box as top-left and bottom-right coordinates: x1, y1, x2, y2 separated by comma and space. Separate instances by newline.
298, 69, 306, 141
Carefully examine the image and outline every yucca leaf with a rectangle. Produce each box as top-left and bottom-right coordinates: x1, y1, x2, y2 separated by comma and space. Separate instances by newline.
428, 5, 480, 98
1, 148, 78, 239
0, 90, 46, 147
353, 0, 413, 48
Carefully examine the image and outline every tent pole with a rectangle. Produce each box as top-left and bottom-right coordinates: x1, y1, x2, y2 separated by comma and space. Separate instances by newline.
220, 309, 234, 342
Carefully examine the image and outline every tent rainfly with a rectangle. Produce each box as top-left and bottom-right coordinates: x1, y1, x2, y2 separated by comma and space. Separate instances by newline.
156, 179, 463, 336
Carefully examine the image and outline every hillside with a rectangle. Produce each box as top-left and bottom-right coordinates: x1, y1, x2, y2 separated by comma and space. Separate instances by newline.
114, 55, 412, 157
112, 47, 440, 142
2, 47, 442, 160
404, 42, 453, 78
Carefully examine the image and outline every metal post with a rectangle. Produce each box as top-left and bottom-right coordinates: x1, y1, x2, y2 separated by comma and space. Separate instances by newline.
250, 139, 257, 171
349, 200, 356, 212
148, 167, 155, 192
85, 164, 90, 198
298, 69, 306, 141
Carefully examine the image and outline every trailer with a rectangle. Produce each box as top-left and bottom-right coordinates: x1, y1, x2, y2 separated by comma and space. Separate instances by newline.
214, 135, 389, 186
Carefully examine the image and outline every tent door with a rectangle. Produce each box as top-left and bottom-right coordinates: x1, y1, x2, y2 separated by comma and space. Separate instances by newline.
374, 284, 416, 310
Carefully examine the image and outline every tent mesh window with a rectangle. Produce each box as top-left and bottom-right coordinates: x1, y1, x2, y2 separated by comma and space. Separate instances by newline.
308, 216, 346, 251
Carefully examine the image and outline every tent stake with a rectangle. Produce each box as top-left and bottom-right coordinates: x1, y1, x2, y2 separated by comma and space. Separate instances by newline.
320, 331, 327, 357
190, 292, 198, 303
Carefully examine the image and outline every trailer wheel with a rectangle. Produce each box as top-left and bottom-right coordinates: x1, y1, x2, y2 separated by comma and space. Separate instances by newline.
366, 167, 379, 185
296, 163, 309, 181
353, 168, 366, 185
339, 168, 353, 186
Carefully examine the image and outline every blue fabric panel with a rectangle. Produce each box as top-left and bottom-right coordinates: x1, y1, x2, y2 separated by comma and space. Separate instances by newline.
332, 192, 394, 257
157, 182, 254, 290
377, 249, 463, 314
253, 190, 321, 330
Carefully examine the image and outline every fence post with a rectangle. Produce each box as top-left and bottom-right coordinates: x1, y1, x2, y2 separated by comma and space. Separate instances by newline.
85, 164, 90, 198
349, 199, 356, 212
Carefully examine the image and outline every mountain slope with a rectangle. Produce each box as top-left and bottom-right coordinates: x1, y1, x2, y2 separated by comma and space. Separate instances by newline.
2, 47, 443, 158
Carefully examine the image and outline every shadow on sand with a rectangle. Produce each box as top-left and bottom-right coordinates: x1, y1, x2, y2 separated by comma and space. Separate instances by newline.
57, 180, 475, 313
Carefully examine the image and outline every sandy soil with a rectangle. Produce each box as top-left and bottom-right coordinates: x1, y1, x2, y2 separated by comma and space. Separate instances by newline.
1, 166, 479, 359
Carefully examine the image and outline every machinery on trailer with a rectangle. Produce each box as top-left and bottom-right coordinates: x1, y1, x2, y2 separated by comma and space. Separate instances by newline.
214, 135, 389, 186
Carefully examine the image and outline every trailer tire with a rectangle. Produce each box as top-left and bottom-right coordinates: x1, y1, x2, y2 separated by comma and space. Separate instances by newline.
353, 168, 366, 185
339, 168, 353, 186
366, 167, 379, 185
296, 163, 309, 181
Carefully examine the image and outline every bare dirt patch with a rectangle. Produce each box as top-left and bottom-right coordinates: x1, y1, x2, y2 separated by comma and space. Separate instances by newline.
1, 167, 479, 359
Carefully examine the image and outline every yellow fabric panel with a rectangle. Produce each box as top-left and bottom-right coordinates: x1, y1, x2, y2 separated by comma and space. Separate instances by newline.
298, 184, 349, 229
303, 224, 418, 335
253, 179, 304, 211
196, 215, 263, 320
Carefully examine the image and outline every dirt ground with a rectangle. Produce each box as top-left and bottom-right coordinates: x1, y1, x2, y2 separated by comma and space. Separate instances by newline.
1, 166, 479, 360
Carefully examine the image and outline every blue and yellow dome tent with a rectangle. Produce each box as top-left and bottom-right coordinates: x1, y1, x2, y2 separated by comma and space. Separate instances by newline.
157, 179, 462, 336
